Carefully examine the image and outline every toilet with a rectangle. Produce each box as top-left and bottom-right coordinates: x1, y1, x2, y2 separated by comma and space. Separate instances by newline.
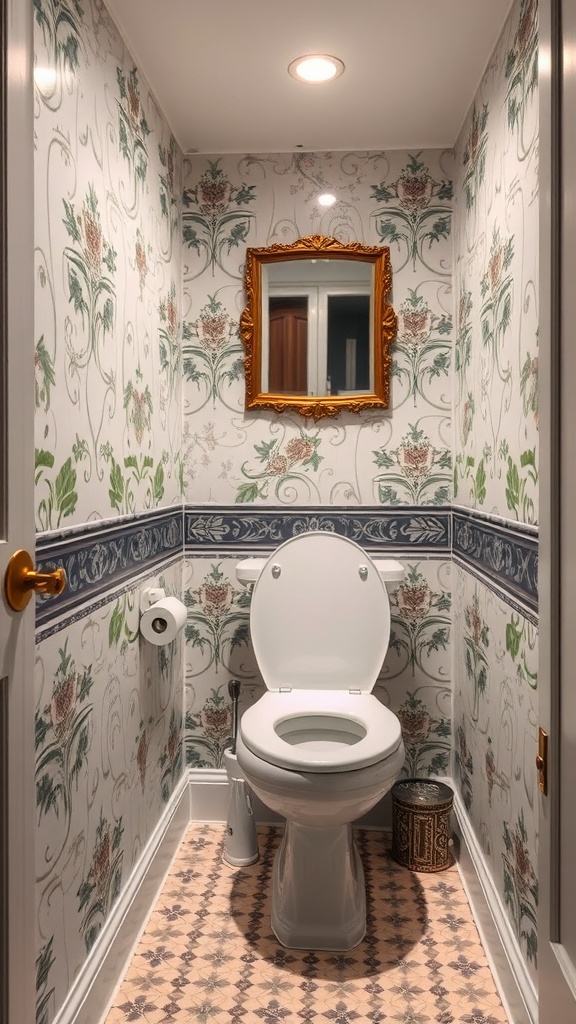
235, 531, 406, 951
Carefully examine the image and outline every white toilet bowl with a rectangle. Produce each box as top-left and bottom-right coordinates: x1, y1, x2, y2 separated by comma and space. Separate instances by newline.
235, 531, 405, 951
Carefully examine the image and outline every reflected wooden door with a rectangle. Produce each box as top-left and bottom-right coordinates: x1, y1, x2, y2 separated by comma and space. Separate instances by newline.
269, 305, 308, 394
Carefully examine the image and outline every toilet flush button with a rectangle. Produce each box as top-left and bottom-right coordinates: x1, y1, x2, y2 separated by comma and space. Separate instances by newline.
271, 564, 281, 579
359, 565, 369, 580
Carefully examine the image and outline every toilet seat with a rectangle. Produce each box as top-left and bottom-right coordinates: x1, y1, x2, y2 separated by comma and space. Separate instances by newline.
249, 532, 391, 693
239, 690, 403, 773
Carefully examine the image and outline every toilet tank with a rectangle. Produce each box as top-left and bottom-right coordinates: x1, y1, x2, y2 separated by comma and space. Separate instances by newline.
236, 555, 404, 591
235, 558, 266, 587
371, 558, 405, 590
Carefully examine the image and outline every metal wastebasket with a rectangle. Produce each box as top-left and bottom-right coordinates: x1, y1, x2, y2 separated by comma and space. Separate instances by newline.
391, 779, 454, 872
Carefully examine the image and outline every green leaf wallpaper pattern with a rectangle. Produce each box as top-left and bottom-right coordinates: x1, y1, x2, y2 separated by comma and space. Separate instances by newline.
182, 293, 244, 410
35, 564, 184, 1021
452, 0, 538, 986
372, 423, 451, 506
183, 159, 257, 276
34, 0, 184, 1004
453, 0, 538, 524
453, 565, 538, 986
116, 66, 150, 183
34, 0, 84, 81
35, 3, 183, 529
370, 151, 453, 271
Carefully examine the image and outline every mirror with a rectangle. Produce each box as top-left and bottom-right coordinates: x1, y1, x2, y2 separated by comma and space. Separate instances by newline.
240, 235, 397, 420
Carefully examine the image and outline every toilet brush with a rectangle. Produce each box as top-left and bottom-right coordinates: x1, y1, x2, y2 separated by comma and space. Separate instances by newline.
228, 679, 241, 753
223, 680, 259, 866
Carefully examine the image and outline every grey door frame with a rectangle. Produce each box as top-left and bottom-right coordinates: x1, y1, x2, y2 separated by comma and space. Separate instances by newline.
538, 0, 576, 1018
0, 1, 36, 1022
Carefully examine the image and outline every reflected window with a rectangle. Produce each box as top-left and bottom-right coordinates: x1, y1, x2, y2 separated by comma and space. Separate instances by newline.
327, 294, 370, 394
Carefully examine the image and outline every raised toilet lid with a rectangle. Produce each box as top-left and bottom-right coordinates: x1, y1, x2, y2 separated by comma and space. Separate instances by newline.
249, 532, 391, 692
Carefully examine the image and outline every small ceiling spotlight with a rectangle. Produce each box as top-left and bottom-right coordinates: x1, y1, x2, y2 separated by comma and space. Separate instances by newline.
288, 54, 345, 84
318, 193, 337, 207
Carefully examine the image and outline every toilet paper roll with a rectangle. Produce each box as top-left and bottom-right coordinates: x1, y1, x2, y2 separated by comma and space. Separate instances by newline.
140, 595, 187, 645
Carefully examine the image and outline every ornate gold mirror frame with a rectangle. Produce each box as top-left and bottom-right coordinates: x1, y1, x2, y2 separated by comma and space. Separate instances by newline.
240, 235, 397, 420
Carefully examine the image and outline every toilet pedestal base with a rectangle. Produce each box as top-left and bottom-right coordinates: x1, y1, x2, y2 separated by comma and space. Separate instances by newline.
271, 821, 366, 950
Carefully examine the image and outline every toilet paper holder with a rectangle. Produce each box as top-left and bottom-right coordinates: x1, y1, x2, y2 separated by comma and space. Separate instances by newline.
141, 586, 167, 612
139, 587, 188, 645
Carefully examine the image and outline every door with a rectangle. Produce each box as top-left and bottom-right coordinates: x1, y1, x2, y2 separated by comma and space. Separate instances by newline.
538, 0, 576, 1019
0, 1, 36, 1022
269, 303, 308, 393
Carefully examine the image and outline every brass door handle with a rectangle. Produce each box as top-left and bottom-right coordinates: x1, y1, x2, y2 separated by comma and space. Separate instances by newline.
536, 727, 548, 795
4, 549, 67, 612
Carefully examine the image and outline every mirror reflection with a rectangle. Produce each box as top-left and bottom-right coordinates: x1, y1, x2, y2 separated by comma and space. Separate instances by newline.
240, 235, 396, 420
264, 259, 373, 396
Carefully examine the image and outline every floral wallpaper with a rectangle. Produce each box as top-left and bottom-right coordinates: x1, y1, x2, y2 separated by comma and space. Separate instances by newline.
33, 1, 185, 1021
453, 566, 538, 982
453, 0, 538, 524
453, 0, 539, 990
35, 563, 183, 1024
181, 149, 454, 506
34, 0, 183, 528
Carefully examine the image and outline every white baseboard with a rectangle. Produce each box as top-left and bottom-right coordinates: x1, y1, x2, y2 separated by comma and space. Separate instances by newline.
188, 768, 236, 821
53, 773, 190, 1024
452, 787, 538, 1024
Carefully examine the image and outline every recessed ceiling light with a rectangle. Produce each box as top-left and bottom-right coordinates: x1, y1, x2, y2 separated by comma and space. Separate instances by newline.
288, 54, 345, 84
318, 193, 337, 207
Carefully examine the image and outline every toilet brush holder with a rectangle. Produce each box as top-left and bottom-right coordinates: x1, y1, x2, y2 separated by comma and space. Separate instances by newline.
223, 747, 259, 867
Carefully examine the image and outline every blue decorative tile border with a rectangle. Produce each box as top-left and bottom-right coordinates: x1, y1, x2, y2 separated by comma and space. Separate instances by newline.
35, 504, 538, 629
34, 557, 183, 643
184, 506, 451, 555
452, 508, 538, 618
35, 507, 183, 626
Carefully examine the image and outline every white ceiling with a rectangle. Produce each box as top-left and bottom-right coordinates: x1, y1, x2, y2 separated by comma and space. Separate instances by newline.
104, 0, 515, 155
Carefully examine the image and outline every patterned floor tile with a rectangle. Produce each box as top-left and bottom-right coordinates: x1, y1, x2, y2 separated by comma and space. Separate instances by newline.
104, 825, 511, 1024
